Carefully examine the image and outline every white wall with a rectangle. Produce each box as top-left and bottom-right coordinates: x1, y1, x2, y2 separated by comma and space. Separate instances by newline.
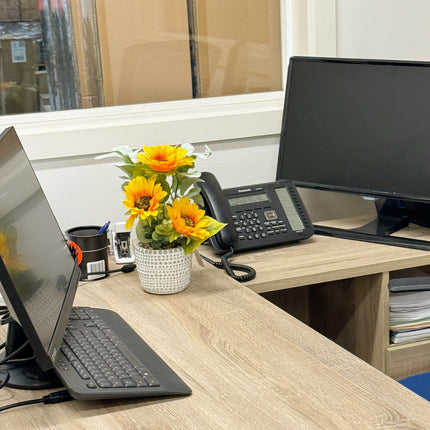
27, 1, 430, 231
336, 0, 430, 61
32, 136, 281, 231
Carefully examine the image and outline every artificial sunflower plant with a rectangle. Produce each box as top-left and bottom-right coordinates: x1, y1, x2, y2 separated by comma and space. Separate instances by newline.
100, 144, 225, 254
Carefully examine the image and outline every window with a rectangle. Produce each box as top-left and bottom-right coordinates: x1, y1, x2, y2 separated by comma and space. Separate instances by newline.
0, 0, 340, 160
0, 0, 282, 113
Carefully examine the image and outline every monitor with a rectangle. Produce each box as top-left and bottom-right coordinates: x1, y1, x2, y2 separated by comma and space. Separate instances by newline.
0, 126, 80, 388
276, 56, 430, 250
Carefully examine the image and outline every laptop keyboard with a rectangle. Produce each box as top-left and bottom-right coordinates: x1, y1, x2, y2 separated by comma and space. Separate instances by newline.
55, 307, 191, 400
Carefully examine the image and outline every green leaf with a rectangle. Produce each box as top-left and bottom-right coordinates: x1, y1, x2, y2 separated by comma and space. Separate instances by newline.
185, 186, 203, 203
123, 154, 133, 164
178, 177, 200, 196
157, 175, 171, 199
182, 237, 205, 254
155, 220, 173, 236
171, 175, 178, 196
135, 218, 154, 242
169, 229, 180, 243
203, 216, 226, 236
190, 193, 204, 207
117, 164, 134, 179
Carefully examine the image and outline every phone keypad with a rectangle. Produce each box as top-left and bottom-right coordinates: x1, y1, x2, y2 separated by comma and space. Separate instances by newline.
232, 209, 288, 242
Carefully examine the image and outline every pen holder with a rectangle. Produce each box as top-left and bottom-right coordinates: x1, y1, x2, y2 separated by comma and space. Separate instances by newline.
66, 225, 109, 281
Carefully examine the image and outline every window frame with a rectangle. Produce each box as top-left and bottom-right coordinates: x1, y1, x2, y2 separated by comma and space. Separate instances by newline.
0, 0, 336, 161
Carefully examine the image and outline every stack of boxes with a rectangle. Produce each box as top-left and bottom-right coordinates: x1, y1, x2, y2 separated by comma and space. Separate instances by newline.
0, 0, 46, 114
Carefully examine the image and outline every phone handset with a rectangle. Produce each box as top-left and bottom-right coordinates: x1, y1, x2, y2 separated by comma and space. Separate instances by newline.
198, 172, 256, 282
198, 172, 239, 249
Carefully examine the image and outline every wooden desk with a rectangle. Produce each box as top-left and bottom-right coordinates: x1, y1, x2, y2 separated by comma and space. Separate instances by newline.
2, 261, 430, 428
203, 216, 430, 379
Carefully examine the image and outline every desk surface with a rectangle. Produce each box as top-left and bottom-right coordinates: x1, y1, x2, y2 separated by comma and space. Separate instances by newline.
2, 258, 430, 428
214, 216, 430, 293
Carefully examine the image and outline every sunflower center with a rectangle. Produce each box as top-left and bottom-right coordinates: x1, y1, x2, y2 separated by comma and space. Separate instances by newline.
135, 195, 151, 210
184, 216, 194, 227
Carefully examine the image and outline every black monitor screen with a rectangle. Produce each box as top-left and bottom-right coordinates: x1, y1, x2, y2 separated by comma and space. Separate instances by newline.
0, 126, 80, 374
276, 56, 430, 202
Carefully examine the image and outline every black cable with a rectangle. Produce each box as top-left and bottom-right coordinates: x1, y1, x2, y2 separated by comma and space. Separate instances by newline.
0, 309, 10, 326
1, 307, 11, 326
0, 339, 33, 391
200, 249, 256, 282
0, 340, 30, 366
87, 263, 136, 276
1, 315, 12, 325
0, 389, 73, 412
6, 354, 36, 364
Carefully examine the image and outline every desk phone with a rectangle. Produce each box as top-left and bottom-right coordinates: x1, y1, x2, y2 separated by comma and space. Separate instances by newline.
198, 172, 314, 254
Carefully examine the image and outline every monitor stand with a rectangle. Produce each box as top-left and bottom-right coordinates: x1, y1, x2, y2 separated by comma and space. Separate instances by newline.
0, 321, 62, 389
314, 198, 430, 251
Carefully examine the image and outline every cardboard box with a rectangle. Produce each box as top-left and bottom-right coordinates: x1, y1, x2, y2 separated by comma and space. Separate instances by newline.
0, 83, 38, 114
193, 0, 282, 97
0, 38, 39, 86
20, 0, 40, 21
70, 0, 280, 108
0, 0, 20, 21
93, 0, 193, 106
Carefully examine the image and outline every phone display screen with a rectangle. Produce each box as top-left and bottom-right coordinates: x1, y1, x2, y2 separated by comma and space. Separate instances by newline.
228, 193, 270, 207
275, 187, 304, 231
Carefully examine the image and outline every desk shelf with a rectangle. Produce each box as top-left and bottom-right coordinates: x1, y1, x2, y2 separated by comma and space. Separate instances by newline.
387, 339, 430, 380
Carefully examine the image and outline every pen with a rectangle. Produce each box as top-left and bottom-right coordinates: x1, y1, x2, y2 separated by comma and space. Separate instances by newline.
97, 221, 111, 234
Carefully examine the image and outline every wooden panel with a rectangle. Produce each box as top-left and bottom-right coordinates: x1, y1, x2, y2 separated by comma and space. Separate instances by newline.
387, 340, 430, 380
308, 272, 390, 371
261, 286, 311, 325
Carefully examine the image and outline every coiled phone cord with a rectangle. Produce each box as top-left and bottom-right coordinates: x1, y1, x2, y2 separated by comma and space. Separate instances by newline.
200, 248, 256, 283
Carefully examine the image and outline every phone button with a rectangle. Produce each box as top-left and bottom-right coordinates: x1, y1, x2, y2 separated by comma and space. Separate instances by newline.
264, 210, 278, 221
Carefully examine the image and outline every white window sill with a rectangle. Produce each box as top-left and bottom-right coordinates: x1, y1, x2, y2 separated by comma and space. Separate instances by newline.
0, 92, 285, 160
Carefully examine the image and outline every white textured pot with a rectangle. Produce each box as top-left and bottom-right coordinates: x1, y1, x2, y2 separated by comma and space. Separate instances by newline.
134, 244, 192, 294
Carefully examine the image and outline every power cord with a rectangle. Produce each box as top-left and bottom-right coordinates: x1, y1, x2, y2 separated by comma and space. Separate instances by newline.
0, 340, 31, 366
87, 263, 136, 276
0, 317, 73, 412
200, 248, 256, 282
0, 389, 73, 412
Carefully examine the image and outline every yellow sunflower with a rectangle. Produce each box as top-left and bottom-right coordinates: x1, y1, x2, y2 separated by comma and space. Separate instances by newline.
167, 197, 211, 241
123, 176, 167, 229
137, 145, 194, 175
